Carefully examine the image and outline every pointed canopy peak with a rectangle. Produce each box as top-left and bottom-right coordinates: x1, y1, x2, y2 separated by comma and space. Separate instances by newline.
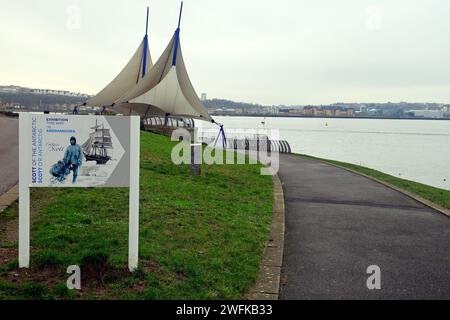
87, 37, 153, 107
87, 7, 154, 107
116, 33, 213, 122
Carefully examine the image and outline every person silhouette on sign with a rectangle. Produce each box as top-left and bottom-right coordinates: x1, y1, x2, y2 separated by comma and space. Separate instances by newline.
63, 136, 83, 184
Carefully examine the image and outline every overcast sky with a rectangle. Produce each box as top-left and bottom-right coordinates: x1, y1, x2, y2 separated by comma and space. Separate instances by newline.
1, 0, 450, 105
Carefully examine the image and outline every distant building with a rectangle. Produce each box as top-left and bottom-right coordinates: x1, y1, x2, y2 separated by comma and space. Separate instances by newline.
443, 106, 450, 119
266, 106, 279, 114
0, 86, 19, 94
407, 109, 444, 119
30, 88, 89, 98
283, 106, 354, 117
32, 89, 46, 95
201, 93, 207, 101
335, 108, 355, 117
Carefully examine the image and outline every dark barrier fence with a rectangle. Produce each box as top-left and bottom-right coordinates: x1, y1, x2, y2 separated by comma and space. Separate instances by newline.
142, 116, 195, 137
200, 135, 292, 154
143, 116, 194, 129
224, 136, 291, 154
143, 117, 292, 154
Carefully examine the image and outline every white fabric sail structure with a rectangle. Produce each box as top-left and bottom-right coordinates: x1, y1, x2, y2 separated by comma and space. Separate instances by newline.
86, 4, 213, 122
87, 38, 152, 107
115, 5, 213, 122
112, 102, 166, 117
87, 8, 153, 108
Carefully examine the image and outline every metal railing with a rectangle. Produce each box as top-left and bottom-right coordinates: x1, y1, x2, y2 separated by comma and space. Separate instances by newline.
199, 134, 291, 154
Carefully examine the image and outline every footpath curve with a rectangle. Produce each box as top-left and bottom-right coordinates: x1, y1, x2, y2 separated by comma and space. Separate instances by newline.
278, 154, 450, 300
0, 116, 19, 213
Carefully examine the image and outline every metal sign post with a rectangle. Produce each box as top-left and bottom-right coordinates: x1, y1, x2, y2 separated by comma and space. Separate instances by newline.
18, 114, 31, 268
128, 116, 140, 271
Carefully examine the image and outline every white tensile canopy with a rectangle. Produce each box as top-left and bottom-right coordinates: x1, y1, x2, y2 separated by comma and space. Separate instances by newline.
112, 102, 166, 117
86, 4, 213, 123
86, 7, 163, 118
87, 36, 153, 108
115, 30, 213, 122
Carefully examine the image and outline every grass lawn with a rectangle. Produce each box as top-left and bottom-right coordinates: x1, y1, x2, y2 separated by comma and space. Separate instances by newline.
298, 154, 450, 211
0, 131, 273, 300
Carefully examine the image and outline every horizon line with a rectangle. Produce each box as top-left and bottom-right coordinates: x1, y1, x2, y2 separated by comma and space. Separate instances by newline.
1, 83, 449, 107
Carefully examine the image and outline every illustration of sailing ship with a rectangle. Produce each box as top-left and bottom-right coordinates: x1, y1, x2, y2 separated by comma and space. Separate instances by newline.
82, 121, 113, 165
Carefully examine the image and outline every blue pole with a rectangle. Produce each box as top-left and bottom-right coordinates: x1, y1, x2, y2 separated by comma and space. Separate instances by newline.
142, 7, 149, 78
172, 2, 183, 66
220, 126, 227, 149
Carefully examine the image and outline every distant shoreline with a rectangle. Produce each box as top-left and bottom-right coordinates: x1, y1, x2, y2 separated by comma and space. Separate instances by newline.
211, 114, 450, 121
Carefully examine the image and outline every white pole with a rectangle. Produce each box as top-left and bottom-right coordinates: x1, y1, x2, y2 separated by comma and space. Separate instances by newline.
19, 113, 30, 268
128, 116, 140, 272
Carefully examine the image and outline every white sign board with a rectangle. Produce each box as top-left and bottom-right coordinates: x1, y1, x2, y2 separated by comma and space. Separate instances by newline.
19, 114, 140, 271
28, 115, 131, 187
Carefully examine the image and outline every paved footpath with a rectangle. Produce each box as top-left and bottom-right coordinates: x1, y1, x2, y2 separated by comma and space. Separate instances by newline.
0, 116, 18, 197
278, 154, 450, 300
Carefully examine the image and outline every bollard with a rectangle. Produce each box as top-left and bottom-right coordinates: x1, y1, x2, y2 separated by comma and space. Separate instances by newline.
191, 143, 202, 176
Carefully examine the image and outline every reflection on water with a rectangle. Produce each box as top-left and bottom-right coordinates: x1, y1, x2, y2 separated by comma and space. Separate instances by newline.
198, 117, 450, 190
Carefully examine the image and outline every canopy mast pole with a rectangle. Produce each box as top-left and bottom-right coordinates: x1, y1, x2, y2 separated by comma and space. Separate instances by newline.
142, 6, 150, 78
172, 1, 184, 66
178, 1, 184, 29
146, 6, 149, 35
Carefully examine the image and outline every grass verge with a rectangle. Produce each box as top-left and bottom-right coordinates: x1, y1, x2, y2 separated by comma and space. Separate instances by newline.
0, 131, 273, 300
298, 154, 450, 211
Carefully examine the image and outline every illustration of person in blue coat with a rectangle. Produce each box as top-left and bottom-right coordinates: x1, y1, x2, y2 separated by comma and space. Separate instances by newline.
63, 136, 83, 183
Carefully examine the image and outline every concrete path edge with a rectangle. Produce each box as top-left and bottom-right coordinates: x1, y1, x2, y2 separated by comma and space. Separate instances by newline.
247, 174, 285, 300
299, 155, 450, 218
0, 184, 19, 214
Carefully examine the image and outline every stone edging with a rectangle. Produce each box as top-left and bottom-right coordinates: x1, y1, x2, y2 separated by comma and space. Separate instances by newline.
247, 174, 285, 300
307, 157, 450, 218
0, 184, 19, 214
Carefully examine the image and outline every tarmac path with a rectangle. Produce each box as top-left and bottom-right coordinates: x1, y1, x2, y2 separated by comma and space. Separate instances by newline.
0, 116, 19, 196
278, 153, 450, 300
